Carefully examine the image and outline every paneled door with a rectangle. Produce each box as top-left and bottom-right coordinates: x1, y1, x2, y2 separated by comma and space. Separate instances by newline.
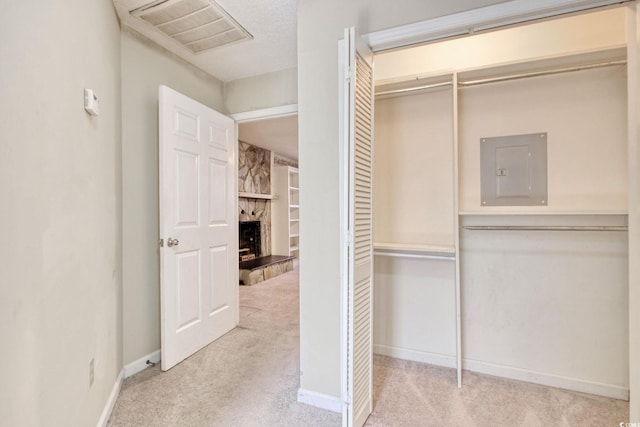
159, 85, 238, 371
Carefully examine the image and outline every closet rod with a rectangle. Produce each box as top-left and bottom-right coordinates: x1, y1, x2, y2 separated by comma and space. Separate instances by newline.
462, 225, 628, 231
375, 81, 452, 97
458, 59, 627, 87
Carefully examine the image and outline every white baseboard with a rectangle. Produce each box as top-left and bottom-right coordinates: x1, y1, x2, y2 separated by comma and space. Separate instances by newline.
462, 358, 629, 401
373, 344, 628, 400
124, 350, 161, 378
97, 369, 124, 427
297, 388, 342, 413
374, 344, 456, 369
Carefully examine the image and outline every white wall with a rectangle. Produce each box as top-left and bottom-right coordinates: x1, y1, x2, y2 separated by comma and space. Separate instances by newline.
461, 214, 628, 397
373, 257, 457, 367
298, 0, 511, 401
121, 29, 225, 366
459, 65, 628, 212
375, 7, 627, 84
0, 1, 122, 426
224, 68, 298, 114
374, 89, 455, 245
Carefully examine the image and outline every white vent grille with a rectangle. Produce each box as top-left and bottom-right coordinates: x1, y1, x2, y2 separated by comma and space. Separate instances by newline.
131, 0, 253, 53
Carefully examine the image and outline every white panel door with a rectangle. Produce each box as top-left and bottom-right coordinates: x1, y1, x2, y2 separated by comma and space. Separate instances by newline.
342, 27, 374, 427
159, 85, 238, 371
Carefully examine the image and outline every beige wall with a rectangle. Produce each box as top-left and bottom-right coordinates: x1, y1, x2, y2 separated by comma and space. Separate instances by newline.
374, 89, 455, 245
121, 29, 225, 366
459, 65, 627, 212
0, 1, 122, 426
297, 0, 509, 400
224, 67, 298, 114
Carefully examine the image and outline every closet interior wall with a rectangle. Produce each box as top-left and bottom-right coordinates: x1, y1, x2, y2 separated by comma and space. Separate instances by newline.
372, 6, 629, 400
373, 85, 457, 369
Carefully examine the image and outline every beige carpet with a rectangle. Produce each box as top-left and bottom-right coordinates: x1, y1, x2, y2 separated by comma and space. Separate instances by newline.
108, 269, 628, 426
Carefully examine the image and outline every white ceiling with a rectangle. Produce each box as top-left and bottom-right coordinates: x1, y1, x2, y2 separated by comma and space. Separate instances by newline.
113, 0, 299, 161
113, 0, 297, 82
239, 115, 298, 160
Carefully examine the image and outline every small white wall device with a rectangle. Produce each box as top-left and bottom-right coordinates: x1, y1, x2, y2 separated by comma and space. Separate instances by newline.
84, 89, 100, 116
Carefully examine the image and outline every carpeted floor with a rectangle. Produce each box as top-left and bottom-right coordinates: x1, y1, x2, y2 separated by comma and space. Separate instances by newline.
108, 268, 628, 426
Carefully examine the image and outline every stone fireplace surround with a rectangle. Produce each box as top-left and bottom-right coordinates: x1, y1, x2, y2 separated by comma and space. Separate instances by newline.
238, 141, 272, 257
238, 141, 298, 285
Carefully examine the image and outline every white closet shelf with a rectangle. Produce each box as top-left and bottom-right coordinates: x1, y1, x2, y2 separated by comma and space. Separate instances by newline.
374, 242, 456, 260
239, 192, 273, 200
459, 210, 628, 216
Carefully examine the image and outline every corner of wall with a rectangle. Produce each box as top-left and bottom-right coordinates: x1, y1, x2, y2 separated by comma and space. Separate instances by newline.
223, 68, 298, 114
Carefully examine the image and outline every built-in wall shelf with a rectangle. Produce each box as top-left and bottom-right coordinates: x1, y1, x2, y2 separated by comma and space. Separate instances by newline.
272, 166, 300, 258
239, 192, 273, 200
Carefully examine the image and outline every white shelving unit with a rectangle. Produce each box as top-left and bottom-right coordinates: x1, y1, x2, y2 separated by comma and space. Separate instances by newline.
272, 166, 299, 258
373, 40, 629, 393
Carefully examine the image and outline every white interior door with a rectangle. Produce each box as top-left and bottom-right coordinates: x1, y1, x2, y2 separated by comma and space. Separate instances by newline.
342, 27, 374, 427
159, 85, 238, 371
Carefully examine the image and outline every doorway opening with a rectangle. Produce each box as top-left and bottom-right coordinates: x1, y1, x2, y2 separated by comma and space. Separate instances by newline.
234, 108, 300, 281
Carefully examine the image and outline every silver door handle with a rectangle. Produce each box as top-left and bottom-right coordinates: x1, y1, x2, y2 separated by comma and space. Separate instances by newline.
167, 237, 180, 247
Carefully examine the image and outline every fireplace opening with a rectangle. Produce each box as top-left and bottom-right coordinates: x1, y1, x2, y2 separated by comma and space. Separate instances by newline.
239, 221, 261, 262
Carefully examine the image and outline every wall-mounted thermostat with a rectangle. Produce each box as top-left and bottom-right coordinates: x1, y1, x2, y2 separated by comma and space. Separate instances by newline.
480, 132, 548, 206
84, 89, 100, 116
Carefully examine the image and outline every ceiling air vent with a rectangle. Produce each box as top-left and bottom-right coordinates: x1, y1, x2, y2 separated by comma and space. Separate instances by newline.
130, 0, 253, 53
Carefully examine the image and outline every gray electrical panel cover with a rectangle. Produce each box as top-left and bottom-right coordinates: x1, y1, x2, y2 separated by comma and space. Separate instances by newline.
480, 132, 548, 207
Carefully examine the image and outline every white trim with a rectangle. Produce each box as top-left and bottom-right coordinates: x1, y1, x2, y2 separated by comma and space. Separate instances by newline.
374, 345, 456, 369
297, 388, 343, 413
230, 104, 298, 123
373, 343, 629, 399
96, 369, 124, 427
626, 2, 640, 420
463, 358, 629, 400
123, 350, 161, 378
338, 36, 350, 425
364, 0, 628, 52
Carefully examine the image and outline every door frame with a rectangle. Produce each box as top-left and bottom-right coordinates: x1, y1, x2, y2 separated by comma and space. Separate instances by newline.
230, 104, 298, 124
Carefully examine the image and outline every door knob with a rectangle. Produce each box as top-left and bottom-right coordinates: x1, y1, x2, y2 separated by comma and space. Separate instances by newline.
167, 237, 180, 247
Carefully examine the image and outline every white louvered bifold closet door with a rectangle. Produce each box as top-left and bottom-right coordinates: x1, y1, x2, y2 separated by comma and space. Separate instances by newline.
344, 26, 374, 427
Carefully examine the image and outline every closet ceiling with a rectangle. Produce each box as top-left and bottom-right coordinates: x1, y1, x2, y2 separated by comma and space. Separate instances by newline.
113, 0, 297, 82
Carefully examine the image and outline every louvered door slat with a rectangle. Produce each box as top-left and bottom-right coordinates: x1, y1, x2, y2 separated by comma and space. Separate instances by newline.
344, 25, 374, 427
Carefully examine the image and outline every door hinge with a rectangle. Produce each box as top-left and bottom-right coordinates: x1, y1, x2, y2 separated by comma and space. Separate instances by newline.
345, 232, 352, 247
159, 238, 164, 247
345, 66, 353, 83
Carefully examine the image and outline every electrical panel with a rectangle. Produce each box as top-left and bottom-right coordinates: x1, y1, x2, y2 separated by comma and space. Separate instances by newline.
480, 132, 548, 206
